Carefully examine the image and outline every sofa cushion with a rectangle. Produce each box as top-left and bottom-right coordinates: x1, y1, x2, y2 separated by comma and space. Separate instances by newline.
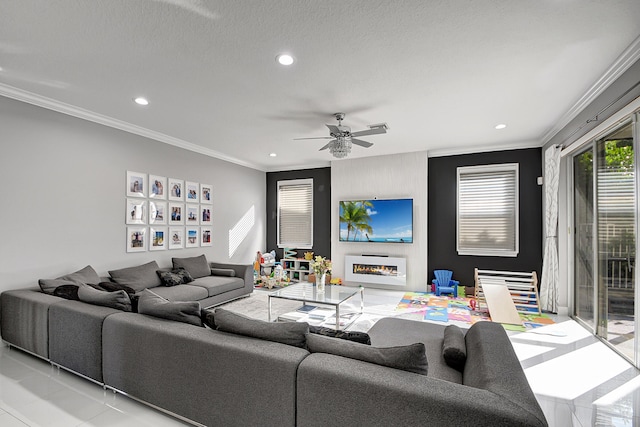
306, 333, 428, 376
442, 324, 467, 372
98, 281, 136, 296
172, 254, 210, 279
38, 265, 101, 294
109, 261, 162, 292
211, 268, 235, 277
190, 275, 244, 297
77, 284, 132, 312
143, 284, 208, 301
309, 326, 371, 345
137, 289, 203, 327
207, 308, 308, 348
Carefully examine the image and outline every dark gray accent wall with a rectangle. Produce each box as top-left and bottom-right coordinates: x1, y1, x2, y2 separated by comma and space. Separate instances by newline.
266, 168, 331, 260
428, 148, 543, 289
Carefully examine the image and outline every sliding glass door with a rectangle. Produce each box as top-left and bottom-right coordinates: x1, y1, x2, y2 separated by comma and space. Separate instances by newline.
573, 118, 637, 363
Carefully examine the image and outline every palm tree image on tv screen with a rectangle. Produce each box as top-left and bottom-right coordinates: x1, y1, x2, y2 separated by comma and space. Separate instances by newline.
339, 199, 413, 243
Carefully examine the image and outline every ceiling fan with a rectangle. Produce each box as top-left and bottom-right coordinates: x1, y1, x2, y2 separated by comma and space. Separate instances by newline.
294, 113, 389, 158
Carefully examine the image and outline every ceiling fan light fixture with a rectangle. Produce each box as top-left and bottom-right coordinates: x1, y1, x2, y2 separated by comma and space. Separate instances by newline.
276, 54, 294, 66
329, 138, 352, 159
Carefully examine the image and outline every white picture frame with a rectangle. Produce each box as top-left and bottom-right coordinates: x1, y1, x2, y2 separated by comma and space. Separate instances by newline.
126, 227, 147, 252
186, 227, 199, 248
201, 227, 212, 247
186, 204, 200, 225
200, 205, 212, 225
169, 227, 184, 250
200, 183, 212, 204
168, 178, 184, 201
168, 202, 184, 225
149, 201, 167, 225
186, 181, 199, 203
126, 199, 146, 225
149, 174, 167, 200
126, 171, 146, 198
149, 227, 167, 251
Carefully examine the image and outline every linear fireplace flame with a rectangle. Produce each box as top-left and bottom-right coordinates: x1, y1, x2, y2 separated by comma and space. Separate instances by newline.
345, 255, 406, 286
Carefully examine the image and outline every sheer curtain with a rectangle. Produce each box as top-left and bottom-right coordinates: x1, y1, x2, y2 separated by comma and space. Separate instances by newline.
540, 145, 561, 313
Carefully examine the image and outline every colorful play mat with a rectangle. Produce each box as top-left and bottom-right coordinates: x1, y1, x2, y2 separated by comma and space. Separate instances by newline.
396, 292, 554, 331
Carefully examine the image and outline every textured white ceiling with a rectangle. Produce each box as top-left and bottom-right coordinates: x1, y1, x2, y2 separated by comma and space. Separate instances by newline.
1, 0, 640, 171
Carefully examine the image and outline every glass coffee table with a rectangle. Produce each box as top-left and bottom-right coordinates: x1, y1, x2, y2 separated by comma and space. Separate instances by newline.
268, 282, 364, 330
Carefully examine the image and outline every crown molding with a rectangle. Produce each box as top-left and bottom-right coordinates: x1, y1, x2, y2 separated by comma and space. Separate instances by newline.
427, 140, 540, 158
540, 35, 640, 145
0, 83, 263, 171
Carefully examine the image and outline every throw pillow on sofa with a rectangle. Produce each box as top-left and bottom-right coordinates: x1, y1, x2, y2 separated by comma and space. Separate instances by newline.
53, 284, 80, 300
172, 254, 210, 279
157, 268, 194, 287
77, 283, 132, 312
38, 265, 101, 294
306, 333, 428, 376
137, 289, 203, 327
206, 308, 309, 348
309, 326, 371, 345
108, 261, 162, 292
442, 324, 467, 372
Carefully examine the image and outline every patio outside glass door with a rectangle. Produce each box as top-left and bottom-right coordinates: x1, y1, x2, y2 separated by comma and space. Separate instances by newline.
573, 119, 637, 363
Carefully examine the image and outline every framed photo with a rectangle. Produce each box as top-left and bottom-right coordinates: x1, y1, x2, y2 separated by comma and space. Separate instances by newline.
168, 203, 184, 225
200, 184, 212, 204
168, 178, 184, 201
149, 174, 167, 200
200, 205, 212, 225
126, 171, 146, 198
201, 227, 212, 247
149, 227, 167, 251
186, 227, 199, 248
126, 199, 146, 225
126, 227, 146, 253
186, 181, 199, 203
149, 201, 167, 225
168, 227, 184, 250
186, 204, 199, 225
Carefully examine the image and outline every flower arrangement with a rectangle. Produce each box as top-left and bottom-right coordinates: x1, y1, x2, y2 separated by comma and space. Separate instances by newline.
311, 256, 331, 276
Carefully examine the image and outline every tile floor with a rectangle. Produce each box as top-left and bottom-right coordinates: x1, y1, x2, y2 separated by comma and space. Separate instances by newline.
0, 287, 638, 426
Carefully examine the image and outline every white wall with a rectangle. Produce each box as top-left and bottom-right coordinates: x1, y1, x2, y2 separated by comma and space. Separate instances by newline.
331, 151, 428, 291
0, 96, 266, 292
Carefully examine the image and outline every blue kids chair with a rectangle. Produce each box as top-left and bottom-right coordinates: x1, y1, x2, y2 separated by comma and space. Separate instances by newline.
432, 270, 459, 297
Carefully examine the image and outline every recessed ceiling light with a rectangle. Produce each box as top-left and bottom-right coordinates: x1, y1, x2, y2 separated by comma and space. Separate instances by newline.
276, 54, 294, 66
269, 153, 277, 157
495, 123, 507, 130
134, 97, 149, 106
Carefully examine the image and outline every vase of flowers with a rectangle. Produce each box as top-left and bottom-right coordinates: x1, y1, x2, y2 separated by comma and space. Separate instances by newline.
311, 256, 331, 292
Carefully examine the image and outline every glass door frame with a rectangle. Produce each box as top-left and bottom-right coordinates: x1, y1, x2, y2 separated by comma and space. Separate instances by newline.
568, 113, 639, 366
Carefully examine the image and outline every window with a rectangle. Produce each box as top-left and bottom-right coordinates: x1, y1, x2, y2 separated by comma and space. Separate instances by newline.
457, 163, 519, 257
277, 179, 313, 248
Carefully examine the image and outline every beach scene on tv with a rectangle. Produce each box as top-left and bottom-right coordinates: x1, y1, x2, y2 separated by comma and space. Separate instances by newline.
339, 199, 413, 243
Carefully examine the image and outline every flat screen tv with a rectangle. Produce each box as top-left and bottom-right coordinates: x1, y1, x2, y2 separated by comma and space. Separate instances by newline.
339, 198, 413, 243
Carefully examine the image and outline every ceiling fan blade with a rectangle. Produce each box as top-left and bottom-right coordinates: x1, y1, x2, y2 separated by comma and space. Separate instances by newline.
325, 124, 341, 135
319, 140, 336, 151
351, 138, 373, 148
351, 127, 387, 137
293, 136, 333, 140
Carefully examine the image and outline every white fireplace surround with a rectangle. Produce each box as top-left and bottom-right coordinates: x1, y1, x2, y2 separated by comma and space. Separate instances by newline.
344, 255, 407, 286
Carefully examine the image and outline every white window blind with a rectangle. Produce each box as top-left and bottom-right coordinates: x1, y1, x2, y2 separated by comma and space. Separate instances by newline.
277, 179, 313, 248
457, 163, 519, 257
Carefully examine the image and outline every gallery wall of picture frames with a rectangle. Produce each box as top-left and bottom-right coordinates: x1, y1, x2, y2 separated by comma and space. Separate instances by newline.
125, 171, 213, 253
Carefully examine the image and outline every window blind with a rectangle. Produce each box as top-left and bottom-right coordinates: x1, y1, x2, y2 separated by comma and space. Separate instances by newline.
277, 179, 313, 248
457, 164, 519, 257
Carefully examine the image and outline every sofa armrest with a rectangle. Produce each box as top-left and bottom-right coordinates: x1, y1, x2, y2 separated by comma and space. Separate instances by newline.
297, 353, 547, 427
209, 262, 253, 291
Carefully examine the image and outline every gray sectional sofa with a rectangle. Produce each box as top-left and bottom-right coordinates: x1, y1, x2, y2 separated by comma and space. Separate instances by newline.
0, 260, 547, 427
